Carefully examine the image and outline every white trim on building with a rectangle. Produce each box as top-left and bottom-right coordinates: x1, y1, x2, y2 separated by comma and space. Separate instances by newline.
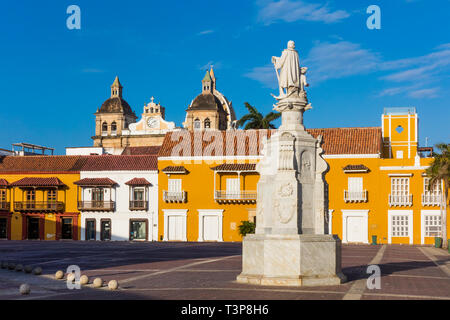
388, 210, 413, 244
163, 209, 188, 241
341, 210, 369, 244
420, 210, 442, 245
197, 209, 224, 242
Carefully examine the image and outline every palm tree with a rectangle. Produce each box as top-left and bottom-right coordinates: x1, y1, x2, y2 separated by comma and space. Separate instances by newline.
425, 143, 449, 248
237, 102, 281, 129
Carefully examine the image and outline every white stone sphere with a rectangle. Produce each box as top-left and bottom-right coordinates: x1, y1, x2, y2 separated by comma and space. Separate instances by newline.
55, 270, 64, 280
80, 275, 89, 285
15, 264, 23, 272
93, 278, 103, 288
19, 284, 30, 295
67, 273, 76, 283
33, 267, 42, 275
24, 266, 33, 273
108, 280, 119, 290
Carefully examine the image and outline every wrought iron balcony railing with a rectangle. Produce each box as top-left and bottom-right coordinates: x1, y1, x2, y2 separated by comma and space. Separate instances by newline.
163, 191, 186, 203
422, 192, 442, 206
129, 200, 149, 211
214, 190, 257, 203
14, 201, 65, 212
388, 194, 413, 207
344, 190, 368, 202
77, 201, 115, 211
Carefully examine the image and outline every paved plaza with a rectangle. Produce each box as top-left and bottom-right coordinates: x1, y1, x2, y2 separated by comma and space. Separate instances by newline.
0, 241, 449, 300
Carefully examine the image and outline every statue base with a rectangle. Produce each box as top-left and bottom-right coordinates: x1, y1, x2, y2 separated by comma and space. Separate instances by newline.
236, 234, 347, 287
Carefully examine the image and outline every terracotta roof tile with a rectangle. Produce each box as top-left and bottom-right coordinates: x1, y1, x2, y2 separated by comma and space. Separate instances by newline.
342, 164, 370, 172
307, 127, 382, 155
125, 178, 152, 186
0, 155, 87, 172
80, 155, 158, 171
10, 177, 66, 187
162, 166, 189, 173
121, 146, 161, 156
0, 179, 9, 187
74, 178, 117, 186
159, 130, 274, 157
159, 128, 381, 158
210, 163, 256, 171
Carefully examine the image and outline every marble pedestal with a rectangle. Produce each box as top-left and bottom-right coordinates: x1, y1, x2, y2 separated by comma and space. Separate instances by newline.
236, 234, 347, 287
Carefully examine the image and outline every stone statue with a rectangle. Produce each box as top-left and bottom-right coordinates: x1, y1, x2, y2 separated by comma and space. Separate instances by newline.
237, 40, 346, 287
272, 40, 301, 98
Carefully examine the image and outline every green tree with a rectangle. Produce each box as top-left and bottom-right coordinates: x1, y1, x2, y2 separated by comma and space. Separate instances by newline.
237, 102, 281, 129
425, 143, 449, 248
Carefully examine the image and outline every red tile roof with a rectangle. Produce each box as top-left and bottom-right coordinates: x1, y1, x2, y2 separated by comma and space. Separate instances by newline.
0, 155, 87, 172
79, 155, 158, 171
10, 177, 66, 187
121, 146, 161, 156
159, 130, 274, 157
307, 127, 382, 155
342, 164, 370, 172
125, 178, 152, 186
74, 178, 117, 186
158, 128, 382, 158
161, 166, 189, 173
0, 179, 9, 187
211, 163, 257, 171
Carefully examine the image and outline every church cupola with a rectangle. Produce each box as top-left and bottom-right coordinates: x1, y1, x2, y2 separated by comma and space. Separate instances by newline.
202, 70, 213, 94
111, 76, 123, 98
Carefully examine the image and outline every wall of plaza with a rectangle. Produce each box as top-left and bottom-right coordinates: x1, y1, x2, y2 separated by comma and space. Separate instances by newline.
158, 159, 259, 242
326, 155, 448, 245
0, 172, 81, 241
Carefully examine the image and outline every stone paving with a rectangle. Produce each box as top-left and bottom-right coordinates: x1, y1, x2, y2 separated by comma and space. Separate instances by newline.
0, 241, 449, 300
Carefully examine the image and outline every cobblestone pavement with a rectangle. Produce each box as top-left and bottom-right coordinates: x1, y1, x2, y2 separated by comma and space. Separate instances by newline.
0, 241, 448, 300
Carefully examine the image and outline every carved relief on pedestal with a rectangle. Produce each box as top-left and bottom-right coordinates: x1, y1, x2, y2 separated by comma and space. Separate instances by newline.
274, 183, 296, 224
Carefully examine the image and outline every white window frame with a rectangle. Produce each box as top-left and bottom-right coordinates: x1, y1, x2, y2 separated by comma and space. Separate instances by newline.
341, 210, 369, 244
197, 209, 224, 242
388, 210, 413, 244
420, 210, 442, 244
163, 209, 187, 241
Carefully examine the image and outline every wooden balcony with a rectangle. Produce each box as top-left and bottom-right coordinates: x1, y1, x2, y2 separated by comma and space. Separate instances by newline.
163, 191, 186, 203
388, 194, 413, 207
422, 192, 442, 206
0, 202, 10, 211
344, 190, 368, 203
77, 201, 115, 211
14, 201, 65, 212
214, 190, 257, 203
129, 200, 149, 211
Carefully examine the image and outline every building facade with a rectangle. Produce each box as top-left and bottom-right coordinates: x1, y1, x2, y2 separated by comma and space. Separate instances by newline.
76, 155, 159, 241
156, 108, 449, 245
0, 156, 85, 240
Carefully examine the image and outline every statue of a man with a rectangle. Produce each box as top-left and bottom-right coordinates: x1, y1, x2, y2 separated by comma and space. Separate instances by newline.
272, 40, 301, 97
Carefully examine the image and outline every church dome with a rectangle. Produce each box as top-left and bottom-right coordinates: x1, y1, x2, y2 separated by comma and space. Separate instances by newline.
98, 97, 135, 116
189, 92, 222, 111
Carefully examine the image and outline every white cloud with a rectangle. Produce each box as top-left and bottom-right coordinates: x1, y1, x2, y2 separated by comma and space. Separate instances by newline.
303, 41, 380, 83
244, 41, 450, 99
257, 0, 350, 25
197, 30, 214, 36
244, 64, 278, 89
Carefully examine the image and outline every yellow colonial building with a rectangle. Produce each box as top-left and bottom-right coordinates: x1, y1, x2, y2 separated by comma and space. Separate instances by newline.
157, 107, 449, 245
0, 156, 86, 240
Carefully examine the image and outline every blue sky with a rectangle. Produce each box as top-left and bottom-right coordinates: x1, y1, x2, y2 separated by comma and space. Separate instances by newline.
0, 0, 449, 154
